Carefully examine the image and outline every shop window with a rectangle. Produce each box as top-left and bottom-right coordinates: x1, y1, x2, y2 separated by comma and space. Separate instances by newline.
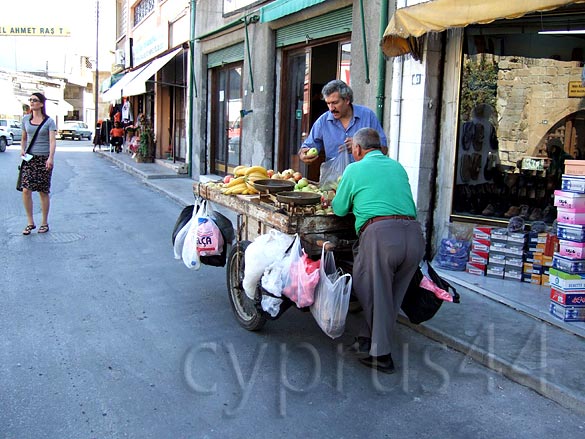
453, 26, 585, 225
133, 0, 155, 27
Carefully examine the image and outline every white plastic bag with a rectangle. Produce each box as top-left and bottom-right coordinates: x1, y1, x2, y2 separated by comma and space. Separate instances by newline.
182, 206, 201, 270
310, 243, 352, 339
319, 151, 350, 190
173, 218, 191, 260
243, 230, 295, 299
196, 201, 224, 256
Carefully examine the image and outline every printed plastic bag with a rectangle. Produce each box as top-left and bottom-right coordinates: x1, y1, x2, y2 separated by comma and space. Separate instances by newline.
319, 151, 351, 190
310, 243, 352, 339
196, 201, 224, 257
182, 206, 201, 270
243, 230, 295, 299
281, 235, 321, 308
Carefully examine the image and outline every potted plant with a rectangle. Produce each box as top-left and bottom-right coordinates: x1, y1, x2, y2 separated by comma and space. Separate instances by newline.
135, 114, 155, 163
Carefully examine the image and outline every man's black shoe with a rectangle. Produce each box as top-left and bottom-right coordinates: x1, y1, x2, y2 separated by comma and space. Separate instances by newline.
344, 337, 371, 355
359, 354, 395, 374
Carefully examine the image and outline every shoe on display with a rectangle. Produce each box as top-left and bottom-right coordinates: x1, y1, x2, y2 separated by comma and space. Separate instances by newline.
504, 205, 520, 218
482, 204, 495, 215
519, 205, 530, 219
529, 207, 543, 221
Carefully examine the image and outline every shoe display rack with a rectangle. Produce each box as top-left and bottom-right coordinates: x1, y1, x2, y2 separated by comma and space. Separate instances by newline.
549, 161, 585, 322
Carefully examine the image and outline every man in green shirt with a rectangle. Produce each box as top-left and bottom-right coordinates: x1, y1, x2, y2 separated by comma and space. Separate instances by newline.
332, 127, 425, 374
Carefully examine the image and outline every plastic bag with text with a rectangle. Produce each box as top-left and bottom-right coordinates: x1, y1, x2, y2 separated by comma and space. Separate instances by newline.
310, 243, 352, 339
196, 201, 224, 257
281, 235, 320, 308
319, 151, 350, 190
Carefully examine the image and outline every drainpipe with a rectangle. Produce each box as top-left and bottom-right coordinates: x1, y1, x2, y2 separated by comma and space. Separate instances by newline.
389, 0, 405, 160
376, 0, 389, 124
188, 0, 197, 177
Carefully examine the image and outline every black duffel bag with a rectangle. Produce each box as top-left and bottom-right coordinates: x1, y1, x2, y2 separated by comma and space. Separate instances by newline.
401, 259, 460, 324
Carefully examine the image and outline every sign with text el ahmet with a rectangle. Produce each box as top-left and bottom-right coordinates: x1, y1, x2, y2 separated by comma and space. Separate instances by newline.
0, 25, 70, 37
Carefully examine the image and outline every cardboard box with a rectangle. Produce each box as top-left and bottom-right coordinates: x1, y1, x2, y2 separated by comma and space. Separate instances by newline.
564, 160, 585, 176
522, 272, 533, 283
549, 301, 585, 322
505, 256, 524, 268
552, 252, 585, 274
559, 240, 585, 259
530, 274, 542, 285
491, 228, 508, 240
466, 262, 485, 276
556, 222, 585, 243
470, 250, 489, 265
507, 232, 528, 244
542, 255, 553, 267
549, 267, 585, 291
471, 238, 490, 253
504, 268, 522, 281
550, 288, 585, 306
489, 252, 506, 264
542, 274, 550, 286
557, 208, 585, 225
505, 245, 525, 257
554, 189, 585, 209
473, 226, 493, 241
486, 265, 504, 279
523, 262, 533, 273
561, 174, 585, 193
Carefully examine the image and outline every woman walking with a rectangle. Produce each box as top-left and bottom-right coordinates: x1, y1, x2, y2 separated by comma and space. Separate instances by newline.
19, 92, 57, 235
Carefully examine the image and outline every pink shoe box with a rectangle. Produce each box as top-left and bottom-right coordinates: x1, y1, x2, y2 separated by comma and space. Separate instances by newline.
471, 238, 490, 253
550, 288, 585, 306
557, 207, 585, 224
554, 190, 585, 209
559, 239, 585, 258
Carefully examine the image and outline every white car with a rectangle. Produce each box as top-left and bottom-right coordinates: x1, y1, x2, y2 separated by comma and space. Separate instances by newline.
0, 119, 22, 142
0, 127, 14, 152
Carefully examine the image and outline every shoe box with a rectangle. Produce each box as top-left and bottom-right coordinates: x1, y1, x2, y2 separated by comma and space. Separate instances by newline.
549, 301, 585, 322
466, 227, 494, 276
554, 190, 585, 210
559, 240, 585, 258
549, 267, 585, 290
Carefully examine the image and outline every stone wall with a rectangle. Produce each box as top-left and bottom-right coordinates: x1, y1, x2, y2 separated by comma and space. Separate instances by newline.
496, 57, 584, 166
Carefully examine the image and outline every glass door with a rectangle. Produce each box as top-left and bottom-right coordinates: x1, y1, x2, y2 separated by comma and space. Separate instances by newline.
211, 63, 243, 175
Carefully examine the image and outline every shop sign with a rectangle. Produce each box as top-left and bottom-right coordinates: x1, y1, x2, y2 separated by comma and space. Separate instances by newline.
568, 81, 585, 98
0, 26, 70, 37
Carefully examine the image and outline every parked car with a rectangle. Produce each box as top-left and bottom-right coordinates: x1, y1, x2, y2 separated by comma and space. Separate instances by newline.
58, 121, 92, 140
0, 127, 14, 152
0, 118, 22, 142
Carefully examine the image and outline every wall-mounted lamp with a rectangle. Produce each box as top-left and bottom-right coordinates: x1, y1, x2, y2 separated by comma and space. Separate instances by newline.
240, 109, 253, 118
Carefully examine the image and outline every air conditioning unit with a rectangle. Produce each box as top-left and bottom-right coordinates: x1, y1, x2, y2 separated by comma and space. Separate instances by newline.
114, 49, 125, 66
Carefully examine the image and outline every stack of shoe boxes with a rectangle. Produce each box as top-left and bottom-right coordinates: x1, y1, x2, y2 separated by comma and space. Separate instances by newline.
523, 232, 555, 285
549, 161, 585, 322
466, 226, 492, 276
486, 228, 507, 279
504, 230, 527, 281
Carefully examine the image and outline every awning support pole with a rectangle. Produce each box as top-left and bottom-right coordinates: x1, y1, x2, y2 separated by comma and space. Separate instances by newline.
376, 0, 390, 124
188, 0, 197, 177
359, 0, 370, 84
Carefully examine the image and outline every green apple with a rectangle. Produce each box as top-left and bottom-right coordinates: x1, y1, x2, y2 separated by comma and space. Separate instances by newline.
307, 147, 319, 158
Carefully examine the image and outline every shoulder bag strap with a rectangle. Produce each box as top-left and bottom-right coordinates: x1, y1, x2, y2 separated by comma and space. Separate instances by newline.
24, 116, 48, 155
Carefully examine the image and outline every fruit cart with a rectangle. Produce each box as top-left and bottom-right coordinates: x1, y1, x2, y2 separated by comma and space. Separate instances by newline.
193, 180, 357, 331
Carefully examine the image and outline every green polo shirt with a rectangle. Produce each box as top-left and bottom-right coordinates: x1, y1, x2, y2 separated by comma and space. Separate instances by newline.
331, 150, 417, 234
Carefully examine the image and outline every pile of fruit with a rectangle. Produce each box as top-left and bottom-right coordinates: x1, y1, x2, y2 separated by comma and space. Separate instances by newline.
204, 165, 337, 215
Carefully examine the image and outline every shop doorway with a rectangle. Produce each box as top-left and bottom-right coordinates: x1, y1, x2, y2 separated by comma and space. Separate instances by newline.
210, 62, 243, 175
279, 39, 351, 181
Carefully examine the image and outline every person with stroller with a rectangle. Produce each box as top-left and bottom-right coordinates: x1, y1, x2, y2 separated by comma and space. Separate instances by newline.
109, 121, 125, 153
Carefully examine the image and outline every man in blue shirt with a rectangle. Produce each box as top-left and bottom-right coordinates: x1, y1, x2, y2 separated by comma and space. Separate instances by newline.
298, 80, 387, 164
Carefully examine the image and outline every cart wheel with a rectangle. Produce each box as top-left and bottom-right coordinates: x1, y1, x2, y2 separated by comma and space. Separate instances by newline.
226, 240, 266, 331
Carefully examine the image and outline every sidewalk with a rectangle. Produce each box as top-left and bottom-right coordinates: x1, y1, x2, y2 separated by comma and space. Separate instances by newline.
97, 149, 585, 414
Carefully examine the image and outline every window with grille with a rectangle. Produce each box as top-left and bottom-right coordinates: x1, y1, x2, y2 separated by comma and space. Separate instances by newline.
133, 0, 155, 27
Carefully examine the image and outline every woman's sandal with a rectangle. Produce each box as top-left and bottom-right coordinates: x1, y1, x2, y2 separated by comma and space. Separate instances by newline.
38, 224, 50, 234
22, 225, 36, 235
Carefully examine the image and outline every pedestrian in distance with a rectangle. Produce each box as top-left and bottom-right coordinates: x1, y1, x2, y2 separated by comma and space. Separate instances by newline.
298, 79, 387, 164
332, 127, 425, 374
19, 92, 57, 235
109, 121, 125, 153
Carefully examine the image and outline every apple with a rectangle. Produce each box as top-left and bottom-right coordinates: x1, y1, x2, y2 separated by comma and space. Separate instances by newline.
267, 169, 275, 178
293, 171, 303, 182
297, 177, 309, 189
307, 147, 319, 158
223, 174, 234, 184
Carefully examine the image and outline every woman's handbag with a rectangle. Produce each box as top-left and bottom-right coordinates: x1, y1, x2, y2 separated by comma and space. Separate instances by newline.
16, 116, 48, 191
401, 259, 460, 324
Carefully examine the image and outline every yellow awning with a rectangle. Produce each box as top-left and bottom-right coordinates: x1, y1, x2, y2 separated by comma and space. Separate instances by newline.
381, 0, 585, 57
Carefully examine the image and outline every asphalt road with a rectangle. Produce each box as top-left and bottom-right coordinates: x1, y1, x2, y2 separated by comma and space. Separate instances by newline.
1, 141, 585, 438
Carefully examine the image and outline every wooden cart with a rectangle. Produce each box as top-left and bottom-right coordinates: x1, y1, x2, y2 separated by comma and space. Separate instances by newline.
194, 182, 357, 331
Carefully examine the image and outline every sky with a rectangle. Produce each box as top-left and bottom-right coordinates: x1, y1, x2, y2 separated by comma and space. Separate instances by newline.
0, 0, 115, 75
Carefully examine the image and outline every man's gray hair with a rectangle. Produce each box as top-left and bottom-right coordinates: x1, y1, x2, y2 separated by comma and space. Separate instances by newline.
354, 127, 382, 150
321, 80, 353, 103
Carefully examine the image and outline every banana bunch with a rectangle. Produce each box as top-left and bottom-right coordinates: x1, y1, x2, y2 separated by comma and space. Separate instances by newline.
221, 165, 268, 195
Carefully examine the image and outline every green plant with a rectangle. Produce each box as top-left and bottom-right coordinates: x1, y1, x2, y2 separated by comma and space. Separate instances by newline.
460, 56, 498, 124
137, 117, 154, 158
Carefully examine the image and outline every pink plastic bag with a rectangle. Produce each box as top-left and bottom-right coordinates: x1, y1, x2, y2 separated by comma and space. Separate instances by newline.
419, 275, 453, 302
281, 235, 320, 307
196, 201, 224, 256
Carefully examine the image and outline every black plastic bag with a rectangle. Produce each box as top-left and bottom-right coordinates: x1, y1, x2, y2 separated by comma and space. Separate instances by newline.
401, 260, 460, 324
172, 203, 235, 267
